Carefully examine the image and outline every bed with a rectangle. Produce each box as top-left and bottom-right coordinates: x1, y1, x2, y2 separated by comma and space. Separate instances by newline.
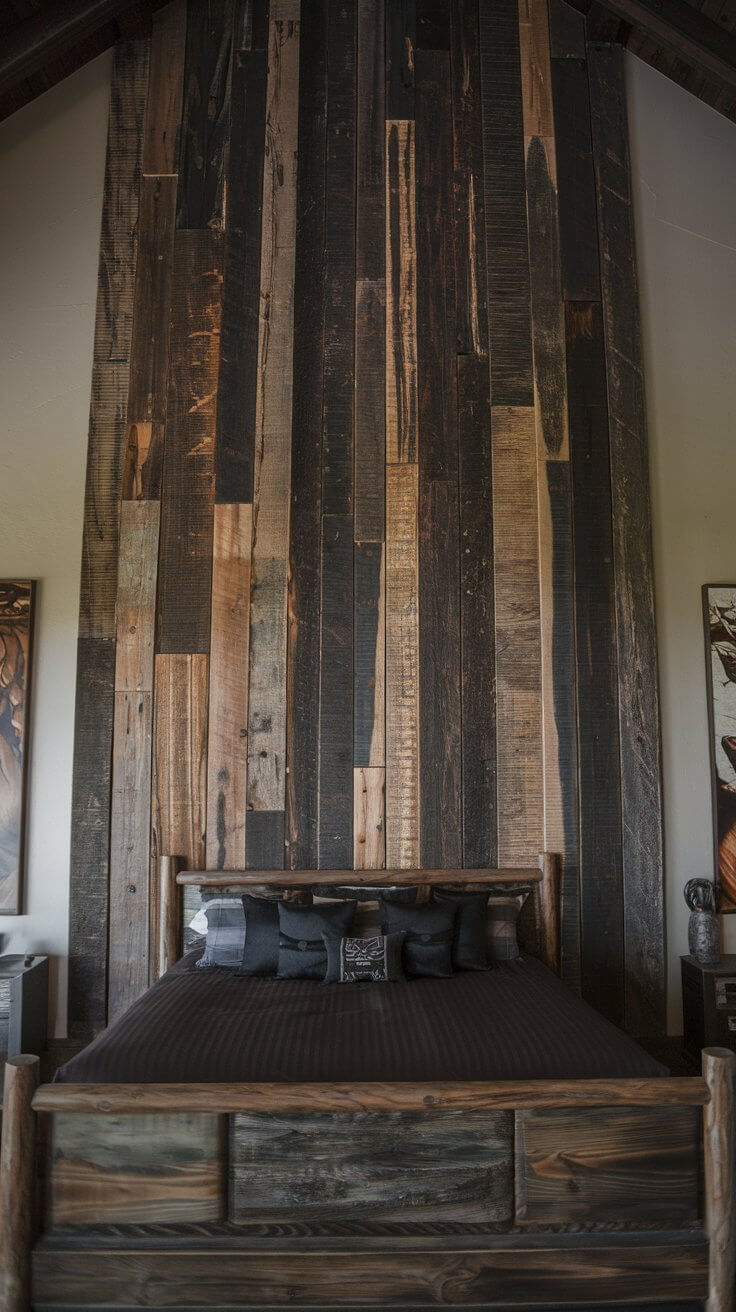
1, 854, 734, 1312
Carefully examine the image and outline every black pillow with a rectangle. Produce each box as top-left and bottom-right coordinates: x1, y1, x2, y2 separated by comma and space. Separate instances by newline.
239, 894, 280, 976
322, 932, 406, 984
431, 888, 489, 971
380, 899, 457, 978
277, 901, 355, 980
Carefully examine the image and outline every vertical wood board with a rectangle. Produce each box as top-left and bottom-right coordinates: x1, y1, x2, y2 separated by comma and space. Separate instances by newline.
385, 464, 419, 869
108, 690, 154, 1021
354, 542, 385, 768
385, 119, 417, 464
353, 767, 386, 869
142, 0, 187, 175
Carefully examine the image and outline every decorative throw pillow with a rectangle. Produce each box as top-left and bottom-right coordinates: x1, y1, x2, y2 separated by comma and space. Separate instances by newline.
322, 932, 406, 984
239, 894, 282, 976
485, 894, 526, 962
380, 899, 457, 978
195, 896, 246, 969
431, 888, 489, 971
277, 901, 355, 980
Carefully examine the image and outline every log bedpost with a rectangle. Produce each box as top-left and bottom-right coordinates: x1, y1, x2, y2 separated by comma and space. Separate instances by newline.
703, 1046, 736, 1312
158, 854, 183, 978
0, 1054, 40, 1312
538, 852, 561, 975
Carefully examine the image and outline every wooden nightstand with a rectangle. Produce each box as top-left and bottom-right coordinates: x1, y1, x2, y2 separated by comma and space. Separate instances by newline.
0, 954, 48, 1065
681, 953, 736, 1063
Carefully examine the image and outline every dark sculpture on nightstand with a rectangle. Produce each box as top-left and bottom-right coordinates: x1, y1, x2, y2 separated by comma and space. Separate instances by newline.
684, 878, 720, 965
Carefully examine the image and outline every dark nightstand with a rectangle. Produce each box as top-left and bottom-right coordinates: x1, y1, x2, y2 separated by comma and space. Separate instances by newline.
0, 954, 48, 1066
681, 954, 736, 1063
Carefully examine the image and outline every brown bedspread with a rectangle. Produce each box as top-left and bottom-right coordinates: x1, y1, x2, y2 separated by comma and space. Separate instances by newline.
55, 952, 666, 1083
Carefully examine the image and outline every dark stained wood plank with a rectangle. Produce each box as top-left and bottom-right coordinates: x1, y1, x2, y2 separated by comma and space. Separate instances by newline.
246, 811, 286, 869
478, 0, 534, 406
356, 0, 384, 282
385, 0, 415, 117
121, 420, 164, 501
108, 689, 153, 1023
142, 0, 186, 175
127, 174, 176, 424
319, 514, 354, 868
588, 42, 665, 1037
551, 55, 601, 302
67, 637, 116, 1039
515, 1106, 700, 1225
322, 0, 357, 517
385, 118, 417, 464
176, 0, 233, 228
566, 299, 623, 1026
458, 355, 495, 868
215, 31, 267, 502
286, 0, 327, 871
354, 279, 386, 542
353, 767, 386, 868
385, 464, 419, 869
157, 230, 222, 654
354, 542, 385, 768
206, 503, 251, 871
524, 134, 566, 459
450, 0, 489, 358
79, 362, 129, 640
548, 0, 587, 58
416, 0, 450, 50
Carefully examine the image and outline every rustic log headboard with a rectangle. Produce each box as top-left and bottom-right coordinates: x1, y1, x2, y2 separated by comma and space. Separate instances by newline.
157, 852, 561, 980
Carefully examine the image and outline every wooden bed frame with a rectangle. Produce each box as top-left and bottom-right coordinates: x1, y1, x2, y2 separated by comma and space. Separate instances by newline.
1, 854, 734, 1311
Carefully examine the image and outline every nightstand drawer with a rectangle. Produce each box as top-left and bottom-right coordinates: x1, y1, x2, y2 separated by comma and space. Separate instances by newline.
715, 977, 736, 1008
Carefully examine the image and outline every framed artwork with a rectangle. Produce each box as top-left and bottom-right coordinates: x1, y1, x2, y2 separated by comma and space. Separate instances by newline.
703, 584, 736, 912
0, 581, 35, 915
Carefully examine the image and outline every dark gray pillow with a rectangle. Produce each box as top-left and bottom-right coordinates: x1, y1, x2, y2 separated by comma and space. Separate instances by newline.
239, 894, 280, 976
431, 888, 489, 971
277, 901, 355, 980
380, 899, 457, 978
195, 896, 246, 969
322, 932, 406, 984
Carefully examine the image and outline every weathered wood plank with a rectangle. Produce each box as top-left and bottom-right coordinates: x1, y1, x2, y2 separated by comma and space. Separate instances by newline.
515, 1106, 700, 1225
385, 119, 417, 464
157, 230, 222, 654
588, 41, 665, 1038
286, 0, 327, 870
246, 810, 286, 869
479, 0, 534, 406
551, 55, 601, 302
230, 1109, 512, 1222
566, 300, 623, 1026
142, 0, 186, 175
354, 543, 385, 768
151, 654, 208, 920
355, 279, 386, 542
356, 0, 385, 282
121, 420, 164, 501
450, 0, 489, 359
180, 865, 542, 887
248, 16, 300, 814
48, 1113, 225, 1226
353, 767, 386, 869
113, 500, 159, 692
205, 503, 251, 871
458, 355, 495, 868
548, 0, 586, 58
67, 638, 116, 1038
385, 0, 415, 118
319, 514, 354, 868
176, 0, 233, 228
416, 0, 450, 50
108, 690, 153, 1022
127, 174, 176, 423
522, 145, 567, 459
518, 0, 556, 144
492, 406, 543, 866
385, 464, 419, 869
79, 363, 129, 640
216, 31, 268, 502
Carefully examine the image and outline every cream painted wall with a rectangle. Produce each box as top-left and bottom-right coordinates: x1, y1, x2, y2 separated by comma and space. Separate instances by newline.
0, 53, 112, 1037
626, 54, 736, 1033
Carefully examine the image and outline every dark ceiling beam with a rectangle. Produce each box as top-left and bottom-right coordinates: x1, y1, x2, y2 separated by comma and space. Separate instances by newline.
566, 0, 736, 92
0, 0, 153, 97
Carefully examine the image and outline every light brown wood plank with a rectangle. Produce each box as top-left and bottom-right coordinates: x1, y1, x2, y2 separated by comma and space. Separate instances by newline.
206, 503, 252, 871
518, 0, 557, 154
127, 174, 177, 424
385, 463, 419, 868
353, 767, 386, 870
248, 17, 300, 816
121, 420, 164, 501
113, 499, 159, 693
108, 691, 154, 1023
79, 362, 129, 640
142, 0, 187, 175
385, 120, 417, 464
492, 406, 543, 866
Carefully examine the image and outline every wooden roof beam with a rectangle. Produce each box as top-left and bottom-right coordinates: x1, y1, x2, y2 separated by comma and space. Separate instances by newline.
0, 0, 154, 98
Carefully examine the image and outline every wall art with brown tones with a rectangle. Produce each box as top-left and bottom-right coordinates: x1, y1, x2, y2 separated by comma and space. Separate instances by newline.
0, 580, 34, 915
703, 584, 736, 911
67, 0, 665, 1038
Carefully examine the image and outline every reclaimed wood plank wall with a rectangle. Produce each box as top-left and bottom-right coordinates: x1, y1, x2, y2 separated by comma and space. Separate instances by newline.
68, 0, 665, 1038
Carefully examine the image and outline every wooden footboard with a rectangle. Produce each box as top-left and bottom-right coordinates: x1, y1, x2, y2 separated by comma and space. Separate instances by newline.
1, 1052, 734, 1311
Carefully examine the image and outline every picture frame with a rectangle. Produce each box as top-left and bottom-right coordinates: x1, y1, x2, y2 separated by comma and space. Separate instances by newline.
0, 580, 35, 915
703, 583, 736, 912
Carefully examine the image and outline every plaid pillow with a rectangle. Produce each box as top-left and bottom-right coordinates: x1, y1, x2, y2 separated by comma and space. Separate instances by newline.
195, 896, 246, 969
485, 894, 526, 962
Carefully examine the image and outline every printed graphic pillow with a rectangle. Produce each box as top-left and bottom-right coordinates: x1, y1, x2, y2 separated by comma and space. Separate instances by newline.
322, 932, 406, 983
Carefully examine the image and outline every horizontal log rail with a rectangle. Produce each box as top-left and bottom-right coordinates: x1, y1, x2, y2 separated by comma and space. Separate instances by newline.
32, 1076, 709, 1116
176, 867, 544, 887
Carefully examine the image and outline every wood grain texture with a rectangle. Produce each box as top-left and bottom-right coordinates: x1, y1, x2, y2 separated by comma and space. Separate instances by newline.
353, 767, 385, 869
518, 0, 557, 144
356, 0, 384, 282
176, 0, 233, 228
385, 0, 415, 117
354, 542, 385, 768
355, 279, 386, 543
319, 514, 354, 868
127, 175, 176, 424
450, 0, 489, 359
248, 16, 300, 815
0, 1055, 38, 1312
230, 1109, 512, 1222
79, 363, 131, 640
703, 1047, 736, 1312
385, 119, 417, 464
142, 0, 186, 175
179, 865, 543, 887
588, 41, 665, 1038
491, 406, 543, 867
551, 54, 601, 302
113, 499, 159, 693
385, 464, 419, 869
515, 1106, 700, 1225
157, 231, 222, 654
246, 810, 286, 870
548, 0, 586, 59
206, 503, 251, 871
566, 300, 623, 1025
121, 420, 164, 501
152, 654, 208, 883
108, 690, 153, 1022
